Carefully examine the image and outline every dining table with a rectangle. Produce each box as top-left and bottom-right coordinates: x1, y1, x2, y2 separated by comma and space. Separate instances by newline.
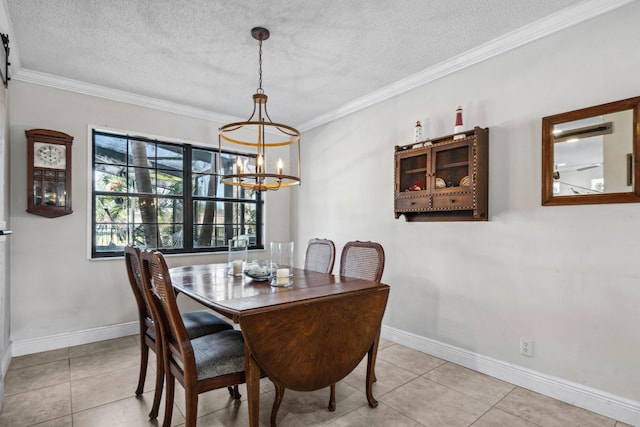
168, 263, 390, 427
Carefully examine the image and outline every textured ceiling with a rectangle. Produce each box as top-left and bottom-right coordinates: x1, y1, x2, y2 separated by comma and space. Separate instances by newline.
3, 0, 616, 129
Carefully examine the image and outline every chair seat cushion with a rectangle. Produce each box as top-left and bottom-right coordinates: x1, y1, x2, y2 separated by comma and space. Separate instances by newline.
182, 311, 233, 339
191, 329, 246, 380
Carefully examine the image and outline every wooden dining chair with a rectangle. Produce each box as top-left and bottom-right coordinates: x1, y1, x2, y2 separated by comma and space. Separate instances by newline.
139, 249, 247, 427
124, 245, 234, 419
304, 238, 336, 274
328, 240, 385, 411
339, 240, 385, 282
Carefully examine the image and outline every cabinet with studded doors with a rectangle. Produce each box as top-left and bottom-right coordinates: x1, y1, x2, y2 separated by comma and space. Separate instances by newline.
394, 126, 488, 221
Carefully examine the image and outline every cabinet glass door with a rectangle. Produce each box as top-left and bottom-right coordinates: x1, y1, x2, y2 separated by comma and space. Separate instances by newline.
398, 151, 428, 192
432, 142, 472, 190
34, 169, 67, 207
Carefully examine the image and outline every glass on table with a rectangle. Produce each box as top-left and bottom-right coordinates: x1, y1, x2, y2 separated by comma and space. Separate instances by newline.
228, 237, 248, 276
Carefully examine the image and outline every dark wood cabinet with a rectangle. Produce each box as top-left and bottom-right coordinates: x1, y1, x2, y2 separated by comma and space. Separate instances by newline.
394, 126, 489, 221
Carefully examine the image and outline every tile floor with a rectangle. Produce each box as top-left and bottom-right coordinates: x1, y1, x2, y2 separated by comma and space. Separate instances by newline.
0, 335, 633, 427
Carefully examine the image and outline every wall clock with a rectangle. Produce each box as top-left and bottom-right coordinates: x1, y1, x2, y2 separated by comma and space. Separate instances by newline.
26, 129, 73, 218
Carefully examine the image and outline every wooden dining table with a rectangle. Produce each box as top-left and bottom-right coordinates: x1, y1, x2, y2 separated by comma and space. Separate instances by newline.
169, 263, 390, 427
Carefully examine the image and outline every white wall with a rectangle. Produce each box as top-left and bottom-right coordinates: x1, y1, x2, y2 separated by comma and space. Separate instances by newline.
0, 69, 9, 410
8, 82, 292, 344
294, 1, 640, 406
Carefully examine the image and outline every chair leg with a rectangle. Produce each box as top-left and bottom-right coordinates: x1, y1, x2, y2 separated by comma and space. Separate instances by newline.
328, 384, 336, 411
149, 348, 164, 419
271, 383, 285, 427
185, 390, 199, 427
162, 370, 175, 427
227, 385, 241, 399
136, 341, 149, 395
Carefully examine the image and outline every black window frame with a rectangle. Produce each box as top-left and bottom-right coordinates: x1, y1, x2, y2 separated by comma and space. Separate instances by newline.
91, 129, 263, 258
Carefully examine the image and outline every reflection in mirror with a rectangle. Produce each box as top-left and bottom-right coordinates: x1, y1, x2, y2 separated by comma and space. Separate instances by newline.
553, 110, 631, 196
542, 96, 640, 205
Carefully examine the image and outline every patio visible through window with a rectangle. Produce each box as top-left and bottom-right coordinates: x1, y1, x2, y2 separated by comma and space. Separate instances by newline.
91, 130, 262, 258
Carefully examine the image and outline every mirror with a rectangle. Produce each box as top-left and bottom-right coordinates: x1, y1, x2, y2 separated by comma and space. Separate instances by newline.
542, 96, 640, 205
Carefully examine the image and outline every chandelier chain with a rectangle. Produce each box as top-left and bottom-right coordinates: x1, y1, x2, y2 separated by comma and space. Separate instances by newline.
257, 39, 263, 94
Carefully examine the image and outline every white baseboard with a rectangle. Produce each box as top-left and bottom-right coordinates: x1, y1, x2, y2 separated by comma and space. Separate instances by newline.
11, 321, 138, 357
381, 325, 640, 427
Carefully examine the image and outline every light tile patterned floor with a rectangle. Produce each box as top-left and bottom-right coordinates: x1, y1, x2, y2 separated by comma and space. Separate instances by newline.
0, 336, 633, 426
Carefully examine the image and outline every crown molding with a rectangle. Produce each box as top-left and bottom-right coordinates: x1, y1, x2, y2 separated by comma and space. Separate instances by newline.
11, 67, 242, 125
297, 0, 635, 132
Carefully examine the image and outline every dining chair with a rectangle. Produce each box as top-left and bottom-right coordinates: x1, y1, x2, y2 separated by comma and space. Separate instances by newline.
124, 245, 235, 419
304, 238, 336, 274
139, 249, 247, 427
339, 240, 385, 282
328, 240, 385, 411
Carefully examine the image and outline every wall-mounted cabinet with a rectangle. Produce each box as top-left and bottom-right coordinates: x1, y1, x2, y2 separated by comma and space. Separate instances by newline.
394, 126, 489, 221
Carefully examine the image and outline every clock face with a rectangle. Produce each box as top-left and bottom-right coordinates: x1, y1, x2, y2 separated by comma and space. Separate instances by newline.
34, 142, 66, 169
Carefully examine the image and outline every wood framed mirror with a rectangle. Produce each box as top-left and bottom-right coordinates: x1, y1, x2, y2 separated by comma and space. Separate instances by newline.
542, 96, 640, 206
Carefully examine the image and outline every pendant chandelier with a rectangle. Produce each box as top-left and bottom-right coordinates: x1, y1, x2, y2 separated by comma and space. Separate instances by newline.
218, 27, 301, 191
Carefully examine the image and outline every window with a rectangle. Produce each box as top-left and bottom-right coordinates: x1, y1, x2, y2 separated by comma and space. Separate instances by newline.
91, 130, 263, 258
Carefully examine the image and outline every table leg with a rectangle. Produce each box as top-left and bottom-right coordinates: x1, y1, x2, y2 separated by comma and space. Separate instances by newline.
365, 328, 381, 408
245, 346, 261, 427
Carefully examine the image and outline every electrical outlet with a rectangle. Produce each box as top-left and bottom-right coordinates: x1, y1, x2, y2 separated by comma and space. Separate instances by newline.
520, 338, 534, 357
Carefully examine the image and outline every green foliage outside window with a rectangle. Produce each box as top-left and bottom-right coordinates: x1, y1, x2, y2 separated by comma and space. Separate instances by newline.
91, 130, 262, 257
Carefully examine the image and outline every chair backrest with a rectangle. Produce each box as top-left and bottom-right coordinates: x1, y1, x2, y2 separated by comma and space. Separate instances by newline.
139, 249, 194, 369
339, 241, 385, 282
304, 238, 336, 274
124, 245, 154, 329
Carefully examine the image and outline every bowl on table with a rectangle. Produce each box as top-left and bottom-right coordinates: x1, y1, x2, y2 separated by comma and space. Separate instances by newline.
244, 260, 272, 281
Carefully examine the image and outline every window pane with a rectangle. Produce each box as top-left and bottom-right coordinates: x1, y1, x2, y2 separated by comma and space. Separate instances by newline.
157, 170, 183, 195
95, 164, 129, 192
218, 152, 235, 175
131, 196, 157, 223
128, 140, 154, 168
193, 200, 218, 247
192, 173, 218, 197
194, 224, 222, 248
192, 149, 216, 173
132, 223, 158, 247
193, 200, 216, 225
94, 223, 128, 252
95, 134, 128, 166
95, 195, 128, 223
156, 143, 184, 171
128, 168, 157, 194
158, 224, 184, 249
157, 197, 183, 223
